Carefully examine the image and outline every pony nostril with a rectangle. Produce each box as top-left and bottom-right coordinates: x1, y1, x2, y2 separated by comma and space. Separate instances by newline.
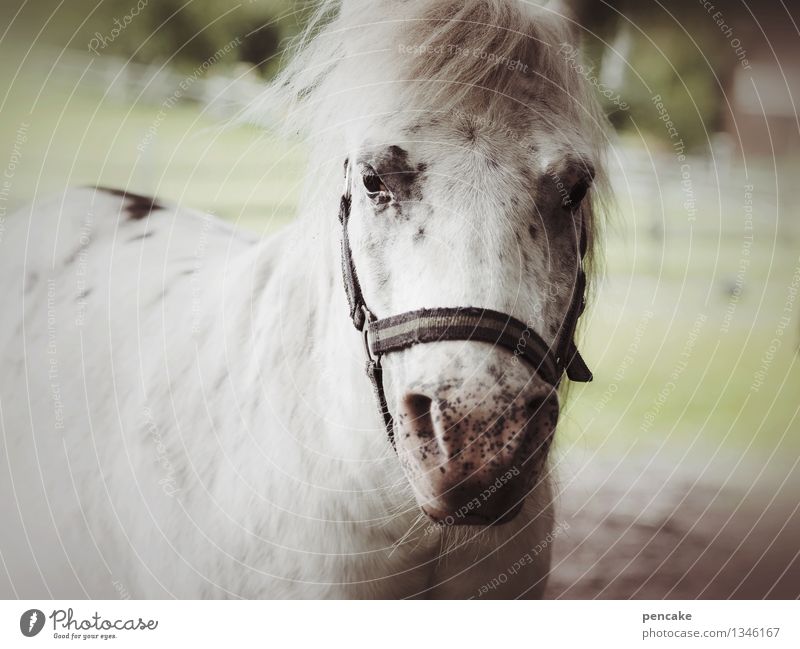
525, 396, 548, 416
403, 393, 433, 424
399, 393, 435, 441
524, 394, 559, 434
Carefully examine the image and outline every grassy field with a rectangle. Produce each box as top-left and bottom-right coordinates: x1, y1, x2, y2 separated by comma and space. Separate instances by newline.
0, 52, 305, 232
2, 54, 798, 470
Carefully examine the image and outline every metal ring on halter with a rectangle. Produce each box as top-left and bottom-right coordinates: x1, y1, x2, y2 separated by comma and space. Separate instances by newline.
361, 307, 377, 364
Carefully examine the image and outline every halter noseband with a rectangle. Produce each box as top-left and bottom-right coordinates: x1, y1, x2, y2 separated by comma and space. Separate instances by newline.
338, 162, 592, 448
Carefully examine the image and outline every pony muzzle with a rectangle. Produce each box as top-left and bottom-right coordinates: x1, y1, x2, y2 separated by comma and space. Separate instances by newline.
392, 349, 560, 526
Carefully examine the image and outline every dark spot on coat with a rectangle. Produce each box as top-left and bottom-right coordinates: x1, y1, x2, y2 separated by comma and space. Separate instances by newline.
93, 186, 164, 220
77, 288, 92, 301
212, 371, 229, 392
25, 272, 39, 294
413, 226, 425, 242
63, 240, 90, 266
147, 286, 171, 308
522, 167, 536, 187
376, 270, 391, 291
528, 223, 537, 240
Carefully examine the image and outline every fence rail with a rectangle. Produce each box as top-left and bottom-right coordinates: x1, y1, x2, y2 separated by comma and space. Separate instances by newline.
31, 47, 266, 120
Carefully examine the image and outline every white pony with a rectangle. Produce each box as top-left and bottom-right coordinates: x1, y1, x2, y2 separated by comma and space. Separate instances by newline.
0, 0, 606, 598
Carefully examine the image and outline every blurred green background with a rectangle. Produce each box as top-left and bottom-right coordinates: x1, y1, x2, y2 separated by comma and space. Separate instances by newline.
0, 0, 798, 470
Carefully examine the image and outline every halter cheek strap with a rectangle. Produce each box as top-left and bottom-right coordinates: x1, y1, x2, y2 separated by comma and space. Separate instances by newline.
338, 164, 592, 448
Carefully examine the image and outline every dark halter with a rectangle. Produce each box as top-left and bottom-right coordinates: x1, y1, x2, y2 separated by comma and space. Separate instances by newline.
338, 162, 592, 448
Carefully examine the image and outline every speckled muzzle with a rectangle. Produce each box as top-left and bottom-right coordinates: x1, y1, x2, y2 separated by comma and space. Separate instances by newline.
390, 341, 559, 525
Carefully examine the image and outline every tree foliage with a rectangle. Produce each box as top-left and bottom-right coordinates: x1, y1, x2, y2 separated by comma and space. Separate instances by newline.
12, 0, 308, 76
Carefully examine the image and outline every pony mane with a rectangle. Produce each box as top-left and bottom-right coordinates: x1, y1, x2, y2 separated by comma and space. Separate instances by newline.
249, 0, 609, 306
254, 0, 602, 128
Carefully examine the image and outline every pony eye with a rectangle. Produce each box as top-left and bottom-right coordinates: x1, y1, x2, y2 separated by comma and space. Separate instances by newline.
564, 180, 589, 209
363, 173, 388, 197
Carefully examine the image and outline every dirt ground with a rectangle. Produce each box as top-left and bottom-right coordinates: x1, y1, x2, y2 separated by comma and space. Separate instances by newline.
547, 446, 800, 599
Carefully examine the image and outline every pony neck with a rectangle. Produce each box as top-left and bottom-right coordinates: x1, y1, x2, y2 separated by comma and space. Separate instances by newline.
252, 186, 400, 467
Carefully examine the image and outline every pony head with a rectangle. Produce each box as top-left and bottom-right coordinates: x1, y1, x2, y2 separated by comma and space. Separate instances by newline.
261, 0, 607, 525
